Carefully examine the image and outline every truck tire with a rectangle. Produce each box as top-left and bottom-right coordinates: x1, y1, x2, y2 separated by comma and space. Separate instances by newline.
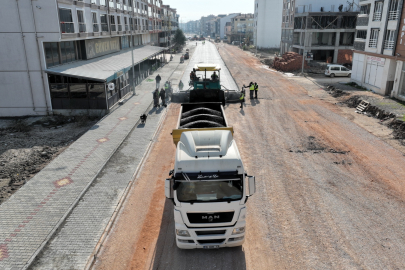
182, 108, 222, 118
181, 120, 225, 129
180, 114, 225, 126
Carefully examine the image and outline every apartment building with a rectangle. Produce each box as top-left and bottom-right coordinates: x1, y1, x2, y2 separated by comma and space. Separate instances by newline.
0, 0, 179, 116
230, 14, 255, 44
200, 15, 216, 36
219, 14, 240, 40
351, 0, 403, 96
392, 3, 405, 101
281, 0, 359, 64
254, 0, 283, 49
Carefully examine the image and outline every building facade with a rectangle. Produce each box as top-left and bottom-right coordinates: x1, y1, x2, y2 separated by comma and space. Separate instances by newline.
0, 0, 179, 116
281, 0, 360, 63
351, 0, 403, 96
219, 14, 240, 40
230, 14, 255, 44
254, 0, 283, 49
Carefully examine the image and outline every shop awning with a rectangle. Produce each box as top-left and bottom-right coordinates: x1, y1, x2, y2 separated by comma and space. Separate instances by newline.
45, 45, 166, 83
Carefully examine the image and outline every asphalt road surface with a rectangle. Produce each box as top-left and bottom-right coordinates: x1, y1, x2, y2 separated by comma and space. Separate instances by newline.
94, 42, 405, 270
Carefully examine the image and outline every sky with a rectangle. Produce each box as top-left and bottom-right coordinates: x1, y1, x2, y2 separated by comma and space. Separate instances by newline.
163, 0, 254, 22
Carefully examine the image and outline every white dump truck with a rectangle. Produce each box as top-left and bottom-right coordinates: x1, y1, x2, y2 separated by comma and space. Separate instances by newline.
165, 128, 255, 249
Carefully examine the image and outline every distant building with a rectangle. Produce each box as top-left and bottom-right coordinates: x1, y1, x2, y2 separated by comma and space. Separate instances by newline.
220, 14, 240, 40
200, 15, 216, 36
281, 0, 360, 63
351, 0, 403, 97
230, 14, 255, 44
254, 0, 283, 49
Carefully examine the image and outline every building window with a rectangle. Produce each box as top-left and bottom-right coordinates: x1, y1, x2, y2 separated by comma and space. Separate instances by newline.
389, 0, 400, 20
356, 30, 367, 39
124, 17, 129, 30
100, 0, 107, 6
60, 41, 76, 64
129, 17, 134, 30
110, 15, 116, 31
369, 28, 379, 48
92, 12, 99, 32
77, 10, 86, 32
59, 9, 74, 33
384, 30, 395, 49
44, 42, 60, 67
373, 1, 383, 21
100, 14, 108, 31
117, 16, 122, 31
360, 4, 370, 15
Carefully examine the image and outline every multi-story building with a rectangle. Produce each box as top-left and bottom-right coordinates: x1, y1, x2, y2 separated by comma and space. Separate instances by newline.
392, 3, 405, 101
219, 14, 240, 40
254, 0, 283, 49
225, 22, 232, 42
0, 0, 179, 116
200, 15, 216, 36
285, 0, 359, 63
230, 14, 255, 44
351, 0, 403, 96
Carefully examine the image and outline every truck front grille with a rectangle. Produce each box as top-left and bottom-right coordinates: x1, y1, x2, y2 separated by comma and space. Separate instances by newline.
187, 212, 234, 224
198, 239, 226, 244
195, 230, 226, 236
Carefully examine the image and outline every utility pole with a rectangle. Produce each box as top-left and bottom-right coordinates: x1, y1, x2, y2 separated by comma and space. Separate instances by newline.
255, 14, 258, 55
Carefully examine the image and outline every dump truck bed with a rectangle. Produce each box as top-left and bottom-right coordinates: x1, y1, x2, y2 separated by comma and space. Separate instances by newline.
172, 102, 234, 145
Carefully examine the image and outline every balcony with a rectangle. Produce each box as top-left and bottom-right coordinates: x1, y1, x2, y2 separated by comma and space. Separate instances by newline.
118, 25, 122, 31
93, 24, 99, 32
60, 22, 75, 33
373, 12, 382, 21
111, 24, 116, 31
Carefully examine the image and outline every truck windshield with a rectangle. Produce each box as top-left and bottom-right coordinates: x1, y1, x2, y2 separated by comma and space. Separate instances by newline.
176, 180, 243, 203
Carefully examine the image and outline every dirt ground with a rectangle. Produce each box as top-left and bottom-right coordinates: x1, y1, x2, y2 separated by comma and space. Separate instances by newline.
94, 43, 405, 270
0, 116, 99, 204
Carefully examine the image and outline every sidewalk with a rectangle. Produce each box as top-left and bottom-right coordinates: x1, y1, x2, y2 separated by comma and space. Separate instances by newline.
0, 50, 187, 270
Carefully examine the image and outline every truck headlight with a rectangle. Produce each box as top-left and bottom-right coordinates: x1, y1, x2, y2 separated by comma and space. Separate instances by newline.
176, 229, 190, 237
232, 226, 245, 235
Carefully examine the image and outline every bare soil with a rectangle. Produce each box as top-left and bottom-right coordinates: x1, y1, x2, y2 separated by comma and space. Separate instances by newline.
0, 116, 99, 204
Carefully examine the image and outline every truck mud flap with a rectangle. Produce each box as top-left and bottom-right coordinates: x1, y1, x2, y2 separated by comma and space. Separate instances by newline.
189, 89, 225, 106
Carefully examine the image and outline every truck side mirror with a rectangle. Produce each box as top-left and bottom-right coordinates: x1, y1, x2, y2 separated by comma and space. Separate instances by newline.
165, 179, 173, 199
248, 176, 255, 196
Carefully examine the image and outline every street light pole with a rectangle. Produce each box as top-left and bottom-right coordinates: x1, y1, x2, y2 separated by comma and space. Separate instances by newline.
131, 21, 135, 95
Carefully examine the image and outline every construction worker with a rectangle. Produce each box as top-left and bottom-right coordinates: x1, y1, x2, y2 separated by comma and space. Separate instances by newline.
254, 82, 258, 99
179, 80, 184, 90
249, 82, 254, 99
155, 74, 161, 89
239, 89, 245, 109
153, 88, 160, 108
211, 71, 218, 81
160, 88, 166, 107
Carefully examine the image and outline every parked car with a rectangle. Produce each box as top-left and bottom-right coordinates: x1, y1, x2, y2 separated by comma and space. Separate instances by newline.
325, 64, 352, 78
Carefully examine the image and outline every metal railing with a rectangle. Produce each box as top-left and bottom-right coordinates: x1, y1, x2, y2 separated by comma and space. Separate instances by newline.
373, 11, 382, 21
384, 40, 394, 49
111, 24, 116, 31
60, 22, 75, 33
369, 39, 377, 48
125, 25, 129, 31
79, 23, 86, 33
389, 10, 399, 20
118, 25, 122, 31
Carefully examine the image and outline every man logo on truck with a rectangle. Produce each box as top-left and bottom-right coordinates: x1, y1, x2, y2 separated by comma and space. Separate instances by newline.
202, 215, 220, 222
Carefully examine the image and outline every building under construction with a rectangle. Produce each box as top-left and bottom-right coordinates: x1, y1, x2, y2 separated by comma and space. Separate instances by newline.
281, 0, 360, 64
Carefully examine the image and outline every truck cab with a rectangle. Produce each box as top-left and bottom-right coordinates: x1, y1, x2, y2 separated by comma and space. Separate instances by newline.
165, 130, 255, 249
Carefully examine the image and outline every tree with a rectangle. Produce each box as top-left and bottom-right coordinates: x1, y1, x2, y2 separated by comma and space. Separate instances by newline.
173, 28, 186, 46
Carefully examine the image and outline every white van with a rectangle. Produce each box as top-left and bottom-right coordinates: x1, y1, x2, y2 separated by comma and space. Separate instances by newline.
325, 64, 352, 78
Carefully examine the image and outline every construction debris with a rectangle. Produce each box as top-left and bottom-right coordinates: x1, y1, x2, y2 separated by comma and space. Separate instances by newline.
356, 100, 370, 112
273, 52, 308, 72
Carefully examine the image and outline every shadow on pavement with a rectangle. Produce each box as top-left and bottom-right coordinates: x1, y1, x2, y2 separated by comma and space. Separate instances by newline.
150, 199, 247, 270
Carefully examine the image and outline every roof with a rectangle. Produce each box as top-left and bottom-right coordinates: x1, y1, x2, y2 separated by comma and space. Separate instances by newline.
194, 63, 221, 71
45, 45, 165, 82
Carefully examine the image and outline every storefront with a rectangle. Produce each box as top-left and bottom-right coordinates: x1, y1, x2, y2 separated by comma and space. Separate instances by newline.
45, 44, 166, 112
